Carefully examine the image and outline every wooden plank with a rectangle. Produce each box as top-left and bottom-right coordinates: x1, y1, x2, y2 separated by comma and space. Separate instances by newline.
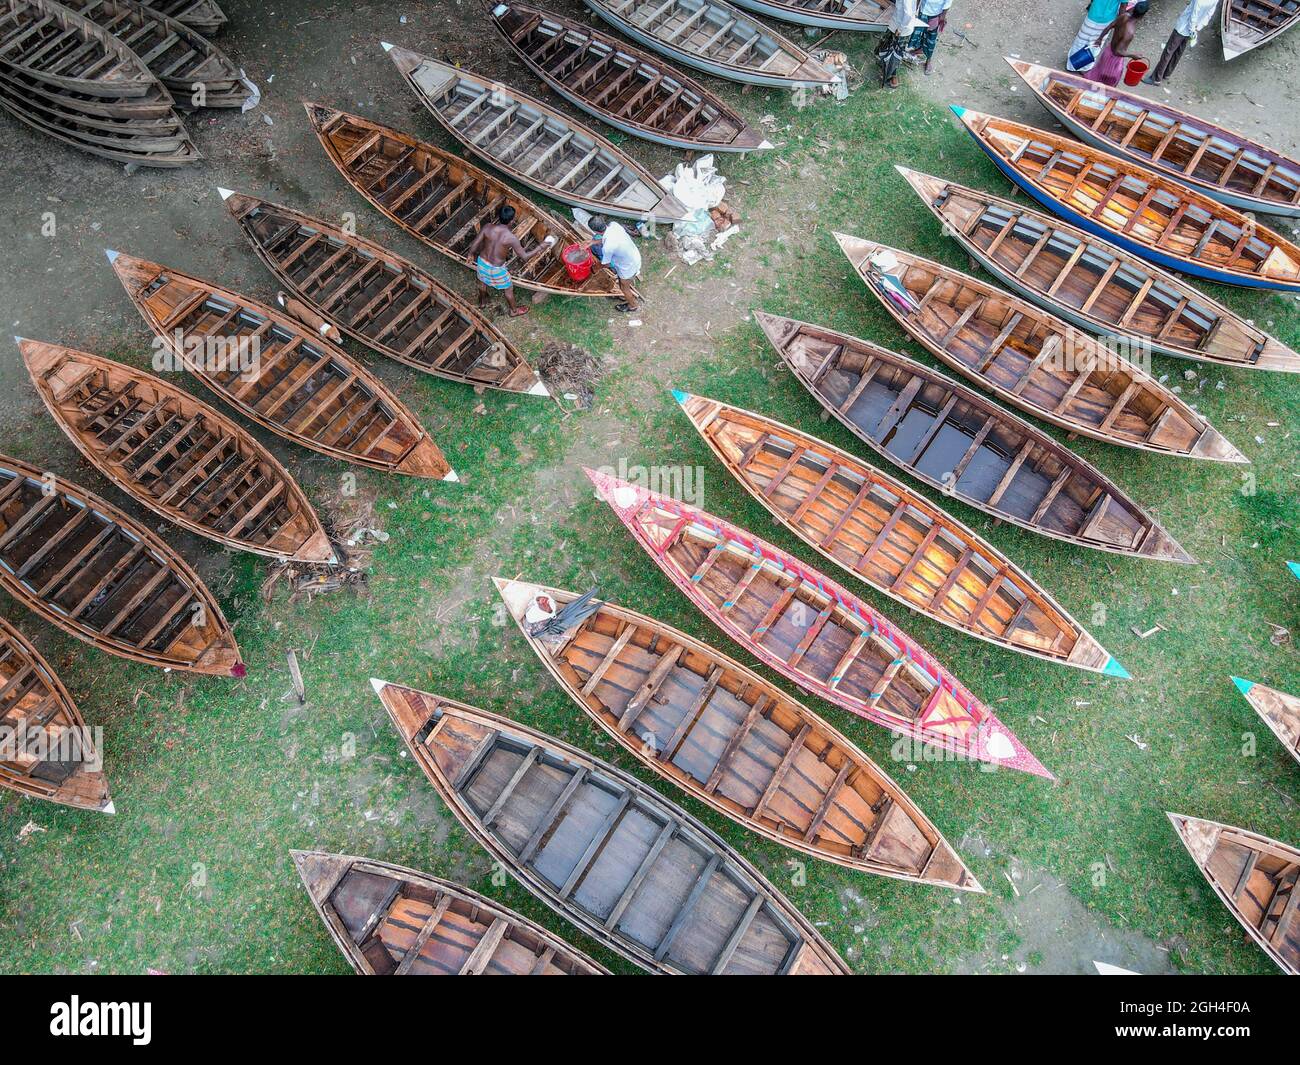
802, 760, 852, 842
662, 665, 723, 759
558, 791, 631, 898
752, 724, 810, 819
654, 854, 720, 961
703, 695, 768, 793
580, 624, 637, 695
392, 895, 453, 975
458, 916, 509, 975
518, 767, 588, 863
482, 746, 542, 826
603, 818, 674, 929
617, 644, 683, 730
709, 892, 763, 974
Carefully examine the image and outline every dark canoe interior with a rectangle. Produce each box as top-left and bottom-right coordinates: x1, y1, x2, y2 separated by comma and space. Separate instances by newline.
426, 708, 832, 974
1037, 71, 1300, 209
236, 200, 534, 390
1203, 828, 1300, 973
132, 268, 420, 466
37, 354, 316, 556
322, 862, 597, 975
1227, 0, 1300, 50
0, 461, 215, 663
930, 181, 1268, 365
140, 0, 226, 35
700, 406, 1084, 663
495, 3, 750, 147
548, 599, 966, 883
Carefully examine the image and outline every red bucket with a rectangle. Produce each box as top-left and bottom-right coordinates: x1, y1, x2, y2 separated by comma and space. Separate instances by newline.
561, 243, 592, 282
1123, 58, 1149, 86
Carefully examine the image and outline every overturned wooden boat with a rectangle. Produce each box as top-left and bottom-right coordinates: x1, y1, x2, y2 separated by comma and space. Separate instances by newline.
306, 103, 620, 298
953, 107, 1300, 293
899, 167, 1300, 374
1007, 60, 1300, 219
107, 251, 455, 480
1222, 0, 1300, 59
675, 392, 1124, 675
374, 679, 851, 974
1168, 813, 1299, 975
587, 470, 1052, 778
386, 46, 690, 224
729, 0, 892, 30
0, 452, 242, 675
489, 2, 769, 153
496, 577, 983, 889
583, 0, 838, 89
140, 0, 225, 35
291, 850, 608, 975
20, 339, 335, 564
761, 312, 1194, 564
0, 616, 112, 813
221, 190, 548, 396
55, 0, 249, 108
1232, 676, 1300, 768
838, 234, 1246, 463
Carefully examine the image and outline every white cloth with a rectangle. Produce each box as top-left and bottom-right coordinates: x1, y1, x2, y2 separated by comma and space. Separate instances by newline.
595, 222, 641, 280
889, 0, 924, 35
1176, 0, 1218, 41
919, 0, 952, 17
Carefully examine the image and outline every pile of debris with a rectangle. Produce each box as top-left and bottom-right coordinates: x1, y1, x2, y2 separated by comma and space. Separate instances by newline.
537, 340, 605, 412
658, 155, 741, 266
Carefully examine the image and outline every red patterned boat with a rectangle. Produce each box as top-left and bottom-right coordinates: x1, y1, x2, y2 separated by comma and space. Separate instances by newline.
585, 468, 1051, 779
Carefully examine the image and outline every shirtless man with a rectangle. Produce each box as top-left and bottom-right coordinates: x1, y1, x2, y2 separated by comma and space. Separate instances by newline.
466, 205, 553, 317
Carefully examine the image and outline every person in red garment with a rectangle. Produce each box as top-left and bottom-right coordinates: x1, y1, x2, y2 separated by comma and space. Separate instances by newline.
1086, 1, 1149, 86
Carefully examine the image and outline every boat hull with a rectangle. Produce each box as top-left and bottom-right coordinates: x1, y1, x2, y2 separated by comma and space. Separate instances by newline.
728, 0, 889, 30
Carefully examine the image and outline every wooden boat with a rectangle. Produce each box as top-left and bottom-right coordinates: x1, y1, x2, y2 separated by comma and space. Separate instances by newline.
221, 190, 548, 396
0, 0, 159, 96
488, 2, 769, 153
953, 107, 1300, 293
290, 850, 607, 975
57, 0, 248, 109
838, 234, 1246, 463
1006, 60, 1300, 219
373, 679, 851, 975
760, 312, 1195, 564
0, 452, 242, 675
582, 0, 838, 89
20, 339, 335, 564
496, 577, 983, 889
675, 392, 1124, 676
1232, 676, 1300, 768
1222, 0, 1300, 59
0, 616, 112, 813
385, 46, 690, 224
586, 469, 1052, 778
729, 0, 892, 30
899, 167, 1300, 374
140, 0, 225, 35
306, 103, 620, 299
1167, 813, 1299, 975
107, 251, 455, 480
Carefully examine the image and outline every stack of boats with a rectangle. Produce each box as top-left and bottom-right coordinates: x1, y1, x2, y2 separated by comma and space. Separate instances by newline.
0, 0, 245, 167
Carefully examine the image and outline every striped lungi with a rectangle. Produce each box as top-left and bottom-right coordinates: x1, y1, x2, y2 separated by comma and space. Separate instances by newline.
476, 257, 512, 289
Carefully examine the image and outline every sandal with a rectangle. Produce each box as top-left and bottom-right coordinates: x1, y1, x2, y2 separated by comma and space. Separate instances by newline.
614, 302, 637, 313
509, 306, 530, 317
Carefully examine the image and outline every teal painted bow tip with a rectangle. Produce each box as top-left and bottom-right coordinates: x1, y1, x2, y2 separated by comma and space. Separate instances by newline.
670, 388, 691, 405
1288, 560, 1300, 580
950, 104, 967, 119
1231, 676, 1255, 697
1101, 657, 1131, 680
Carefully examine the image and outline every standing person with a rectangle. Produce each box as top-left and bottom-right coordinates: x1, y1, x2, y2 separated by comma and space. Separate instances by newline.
878, 0, 923, 88
588, 215, 641, 313
1086, 2, 1149, 86
465, 204, 554, 317
1147, 0, 1219, 84
1066, 0, 1123, 70
907, 0, 953, 75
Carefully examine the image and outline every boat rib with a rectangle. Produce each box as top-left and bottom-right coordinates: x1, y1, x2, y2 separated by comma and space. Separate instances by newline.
20, 339, 334, 563
1221, 0, 1299, 59
582, 0, 838, 88
489, 2, 769, 152
221, 190, 547, 396
0, 451, 242, 675
496, 577, 983, 889
1232, 677, 1300, 768
0, 0, 160, 96
759, 311, 1194, 564
953, 106, 1300, 292
106, 250, 454, 480
1168, 813, 1299, 975
373, 679, 851, 974
306, 102, 620, 298
898, 167, 1300, 374
586, 469, 1052, 778
140, 0, 225, 35
837, 234, 1246, 463
1007, 59, 1300, 219
0, 616, 112, 813
386, 45, 690, 224
291, 850, 608, 975
675, 391, 1124, 675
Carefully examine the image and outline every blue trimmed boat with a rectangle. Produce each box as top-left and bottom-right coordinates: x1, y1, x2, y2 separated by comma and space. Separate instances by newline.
953, 106, 1300, 293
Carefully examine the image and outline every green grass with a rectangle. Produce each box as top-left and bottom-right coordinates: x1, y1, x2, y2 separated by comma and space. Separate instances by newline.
1, 44, 1298, 974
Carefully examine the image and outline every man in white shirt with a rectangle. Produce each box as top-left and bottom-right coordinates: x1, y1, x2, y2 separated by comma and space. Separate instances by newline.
906, 0, 954, 75
589, 215, 642, 313
1147, 0, 1218, 83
